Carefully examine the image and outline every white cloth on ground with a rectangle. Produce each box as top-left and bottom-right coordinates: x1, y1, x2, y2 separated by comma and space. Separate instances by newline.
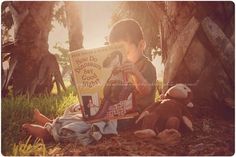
45, 104, 117, 145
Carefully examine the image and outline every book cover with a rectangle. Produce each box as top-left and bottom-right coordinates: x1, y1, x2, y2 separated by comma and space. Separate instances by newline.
69, 43, 138, 122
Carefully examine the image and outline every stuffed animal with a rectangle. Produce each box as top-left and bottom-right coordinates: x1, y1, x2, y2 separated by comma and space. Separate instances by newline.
134, 83, 194, 138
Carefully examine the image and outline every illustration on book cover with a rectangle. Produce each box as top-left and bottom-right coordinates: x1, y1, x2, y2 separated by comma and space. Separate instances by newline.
69, 43, 137, 122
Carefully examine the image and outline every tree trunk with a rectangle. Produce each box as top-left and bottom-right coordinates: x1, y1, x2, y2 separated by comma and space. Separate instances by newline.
163, 17, 200, 92
64, 1, 83, 51
64, 2, 83, 88
154, 1, 234, 108
9, 1, 54, 95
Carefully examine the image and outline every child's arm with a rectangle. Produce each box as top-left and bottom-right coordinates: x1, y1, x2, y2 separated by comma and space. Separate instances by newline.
120, 61, 152, 96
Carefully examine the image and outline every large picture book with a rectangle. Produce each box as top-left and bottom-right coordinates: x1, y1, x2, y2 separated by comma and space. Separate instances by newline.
69, 43, 138, 122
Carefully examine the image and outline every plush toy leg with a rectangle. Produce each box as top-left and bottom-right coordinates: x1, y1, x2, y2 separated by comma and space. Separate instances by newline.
165, 117, 180, 131
157, 129, 181, 145
134, 113, 160, 138
134, 129, 156, 138
141, 113, 160, 130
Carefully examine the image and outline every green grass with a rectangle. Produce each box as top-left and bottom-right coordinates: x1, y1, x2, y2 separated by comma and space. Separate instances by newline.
1, 85, 79, 156
2, 80, 162, 156
12, 136, 47, 156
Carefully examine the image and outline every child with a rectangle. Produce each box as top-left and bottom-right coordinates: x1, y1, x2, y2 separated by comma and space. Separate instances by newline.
22, 19, 156, 141
108, 19, 157, 130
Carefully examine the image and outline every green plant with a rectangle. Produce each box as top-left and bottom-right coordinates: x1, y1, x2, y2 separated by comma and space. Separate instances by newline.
2, 85, 78, 155
12, 136, 47, 156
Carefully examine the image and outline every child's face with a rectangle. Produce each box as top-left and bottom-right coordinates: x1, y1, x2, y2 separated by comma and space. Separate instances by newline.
119, 40, 144, 60
122, 41, 138, 55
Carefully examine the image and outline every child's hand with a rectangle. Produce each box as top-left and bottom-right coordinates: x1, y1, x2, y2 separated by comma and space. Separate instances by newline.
119, 61, 152, 96
160, 94, 165, 100
119, 61, 139, 76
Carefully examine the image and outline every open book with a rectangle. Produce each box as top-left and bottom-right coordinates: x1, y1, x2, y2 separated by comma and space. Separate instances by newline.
69, 43, 138, 123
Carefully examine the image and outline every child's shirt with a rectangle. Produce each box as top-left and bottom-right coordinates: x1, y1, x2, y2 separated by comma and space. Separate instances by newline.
133, 55, 157, 112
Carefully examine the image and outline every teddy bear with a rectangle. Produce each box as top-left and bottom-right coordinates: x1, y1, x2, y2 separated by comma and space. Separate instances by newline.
134, 83, 194, 138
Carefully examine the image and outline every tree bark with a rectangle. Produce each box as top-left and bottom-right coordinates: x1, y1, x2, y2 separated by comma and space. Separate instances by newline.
64, 2, 83, 51
156, 1, 234, 108
9, 2, 54, 95
163, 17, 200, 92
201, 17, 234, 85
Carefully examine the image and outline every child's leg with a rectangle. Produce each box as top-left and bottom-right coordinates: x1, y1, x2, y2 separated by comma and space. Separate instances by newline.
33, 109, 53, 126
22, 123, 53, 142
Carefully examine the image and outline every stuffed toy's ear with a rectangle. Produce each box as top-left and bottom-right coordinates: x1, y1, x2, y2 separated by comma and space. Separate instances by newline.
167, 84, 189, 99
186, 102, 194, 108
168, 87, 187, 99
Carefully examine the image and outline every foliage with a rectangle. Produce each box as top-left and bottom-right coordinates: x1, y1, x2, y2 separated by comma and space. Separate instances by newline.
2, 85, 78, 155
12, 136, 47, 156
52, 2, 67, 28
1, 1, 67, 43
1, 2, 70, 96
1, 2, 13, 43
1, 1, 13, 30
53, 43, 71, 79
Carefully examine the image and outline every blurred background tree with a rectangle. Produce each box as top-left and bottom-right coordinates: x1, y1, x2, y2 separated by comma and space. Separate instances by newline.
1, 1, 83, 97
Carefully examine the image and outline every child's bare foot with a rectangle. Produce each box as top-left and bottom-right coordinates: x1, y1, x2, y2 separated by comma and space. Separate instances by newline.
34, 108, 40, 115
33, 108, 40, 121
33, 109, 52, 126
22, 123, 31, 130
33, 108, 40, 120
22, 123, 52, 142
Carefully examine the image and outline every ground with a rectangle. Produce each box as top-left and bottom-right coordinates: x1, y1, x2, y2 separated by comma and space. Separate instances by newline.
47, 104, 235, 156
2, 87, 234, 156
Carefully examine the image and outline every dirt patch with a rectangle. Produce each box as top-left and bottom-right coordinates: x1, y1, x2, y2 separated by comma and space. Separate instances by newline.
48, 105, 234, 156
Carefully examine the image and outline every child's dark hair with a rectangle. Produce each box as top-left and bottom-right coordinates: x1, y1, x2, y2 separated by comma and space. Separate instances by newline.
109, 19, 144, 46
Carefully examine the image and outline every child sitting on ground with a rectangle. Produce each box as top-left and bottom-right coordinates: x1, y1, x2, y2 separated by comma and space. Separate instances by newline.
22, 19, 157, 142
108, 19, 157, 130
